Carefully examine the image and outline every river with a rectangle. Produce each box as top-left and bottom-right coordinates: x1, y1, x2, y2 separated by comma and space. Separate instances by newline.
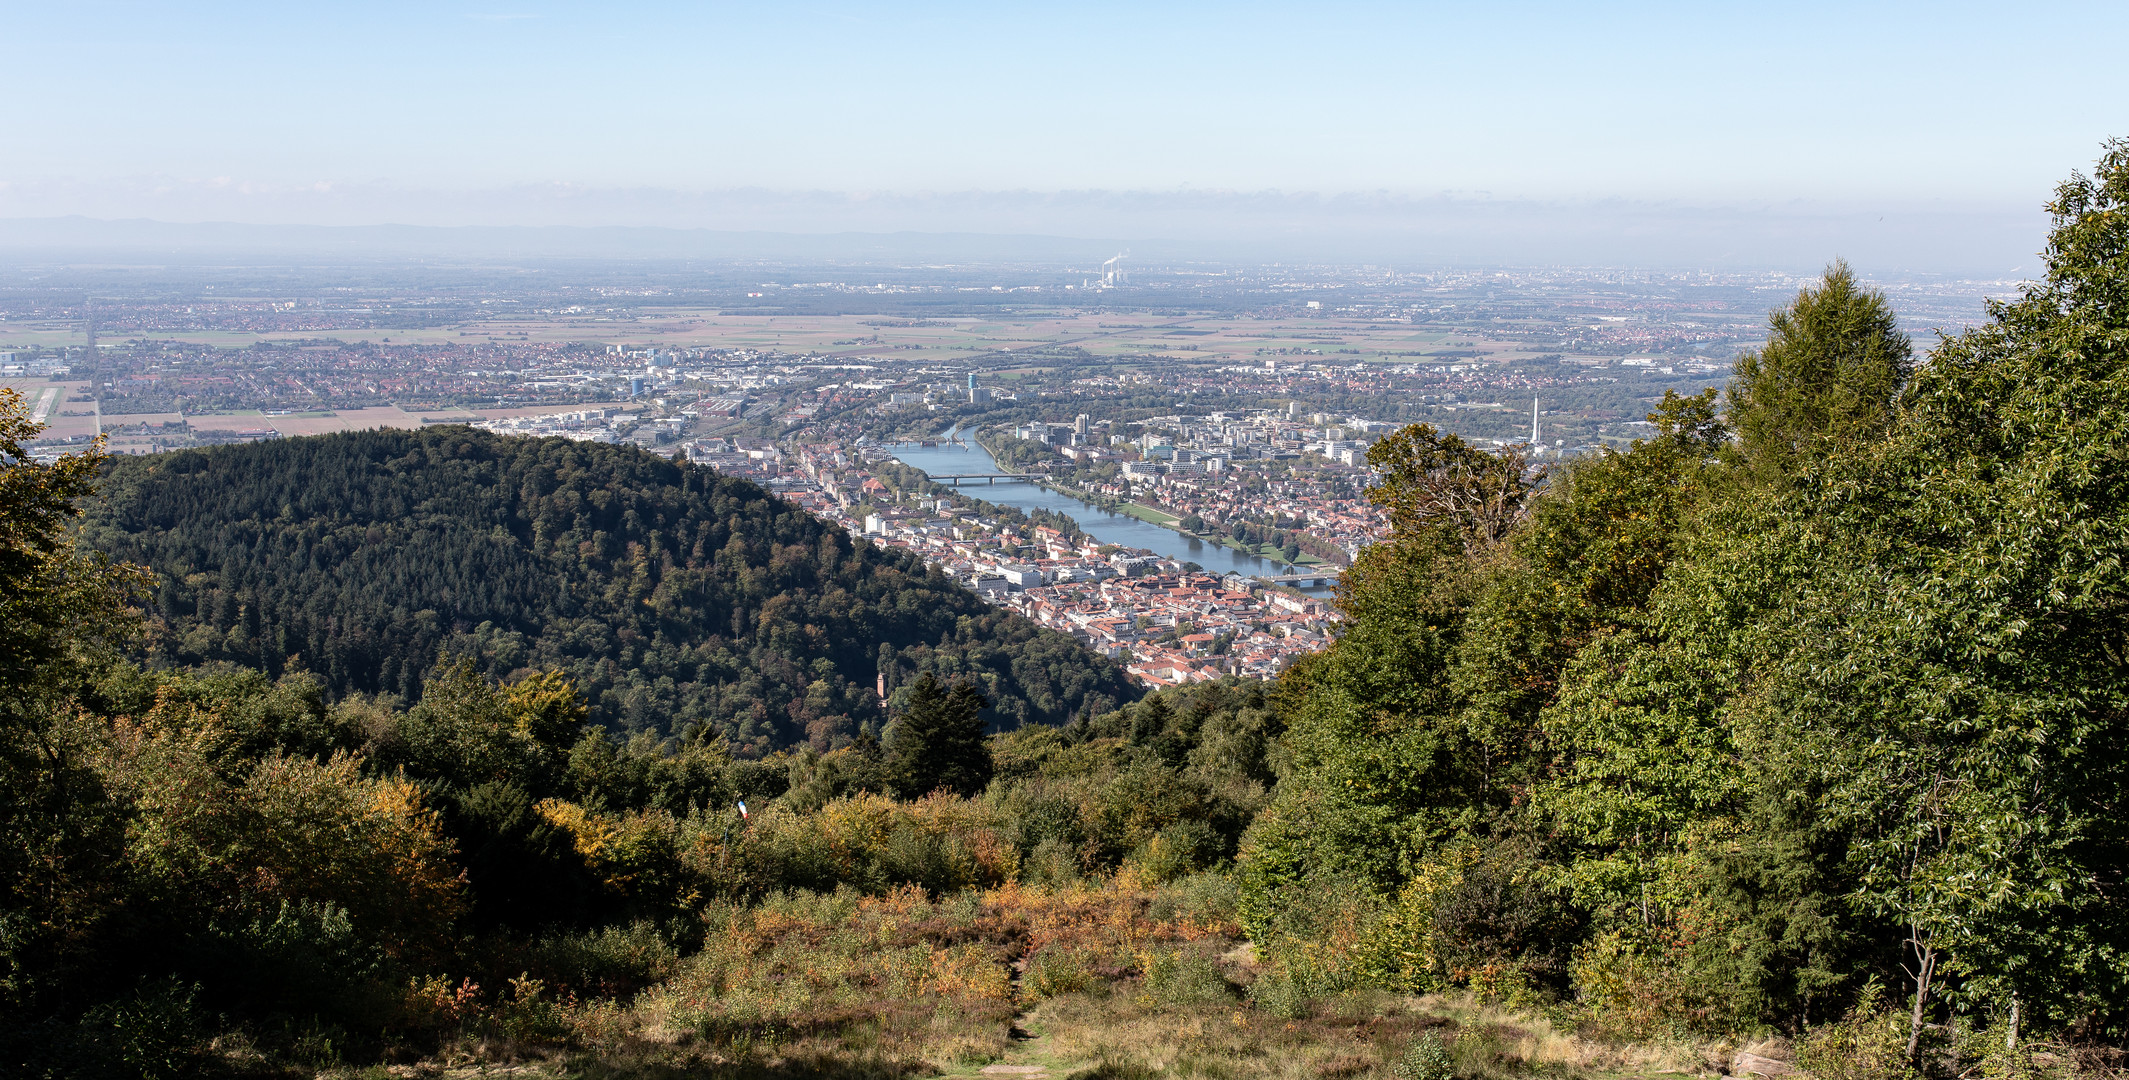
885, 437, 1323, 584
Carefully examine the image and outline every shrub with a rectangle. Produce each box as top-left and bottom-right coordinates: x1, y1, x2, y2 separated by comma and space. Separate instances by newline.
1023, 836, 1084, 886
186, 900, 392, 1031
1794, 980, 1916, 1080
1124, 821, 1224, 885
1393, 1032, 1457, 1080
1025, 946, 1099, 1000
71, 979, 208, 1080
525, 921, 679, 1000
1137, 946, 1235, 1009
1149, 871, 1240, 930
485, 973, 575, 1045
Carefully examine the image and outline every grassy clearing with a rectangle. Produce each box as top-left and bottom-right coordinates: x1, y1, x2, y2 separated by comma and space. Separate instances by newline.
309, 878, 1747, 1080
1117, 502, 1179, 525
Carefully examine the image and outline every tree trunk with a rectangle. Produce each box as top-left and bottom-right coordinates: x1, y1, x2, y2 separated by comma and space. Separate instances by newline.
2006, 993, 2020, 1053
1906, 933, 1936, 1060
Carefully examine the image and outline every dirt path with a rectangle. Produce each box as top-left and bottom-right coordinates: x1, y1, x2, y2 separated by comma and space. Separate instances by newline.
937, 959, 1087, 1080
942, 1007, 1085, 1080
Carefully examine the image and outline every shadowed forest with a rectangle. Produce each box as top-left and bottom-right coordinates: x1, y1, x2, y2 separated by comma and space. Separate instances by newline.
2, 144, 2127, 1079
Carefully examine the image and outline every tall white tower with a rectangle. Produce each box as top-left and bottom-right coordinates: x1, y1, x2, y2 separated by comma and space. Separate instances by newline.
1531, 398, 1541, 449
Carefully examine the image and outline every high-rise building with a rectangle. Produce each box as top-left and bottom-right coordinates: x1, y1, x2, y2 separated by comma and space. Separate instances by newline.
1075, 414, 1090, 436
967, 374, 978, 390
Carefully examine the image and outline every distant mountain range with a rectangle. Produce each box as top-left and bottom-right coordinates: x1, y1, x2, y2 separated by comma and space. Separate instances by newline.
0, 216, 1129, 265
0, 188, 2047, 272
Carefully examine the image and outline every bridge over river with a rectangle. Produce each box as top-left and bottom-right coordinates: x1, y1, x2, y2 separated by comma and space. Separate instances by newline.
1264, 572, 1340, 589
926, 472, 1034, 485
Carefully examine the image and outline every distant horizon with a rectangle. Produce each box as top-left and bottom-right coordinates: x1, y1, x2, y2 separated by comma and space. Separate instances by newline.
9, 1, 2120, 277
0, 188, 2054, 276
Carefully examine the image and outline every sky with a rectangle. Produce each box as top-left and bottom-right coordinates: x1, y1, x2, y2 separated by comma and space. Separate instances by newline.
2, 1, 2124, 267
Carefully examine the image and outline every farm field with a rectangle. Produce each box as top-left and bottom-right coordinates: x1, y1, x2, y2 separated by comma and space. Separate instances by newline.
2, 308, 1647, 369
176, 401, 639, 437
6, 386, 644, 448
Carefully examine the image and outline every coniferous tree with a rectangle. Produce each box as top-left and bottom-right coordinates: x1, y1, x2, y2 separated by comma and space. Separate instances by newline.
1726, 259, 1914, 477
884, 673, 993, 798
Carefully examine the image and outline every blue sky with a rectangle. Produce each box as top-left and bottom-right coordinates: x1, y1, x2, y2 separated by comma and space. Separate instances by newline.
1, 0, 2124, 255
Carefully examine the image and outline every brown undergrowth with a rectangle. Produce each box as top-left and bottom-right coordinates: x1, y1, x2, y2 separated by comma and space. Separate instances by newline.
319, 876, 1767, 1080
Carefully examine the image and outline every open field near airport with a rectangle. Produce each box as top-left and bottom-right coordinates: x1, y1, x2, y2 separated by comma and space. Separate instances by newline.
1, 307, 1680, 369
1, 379, 99, 440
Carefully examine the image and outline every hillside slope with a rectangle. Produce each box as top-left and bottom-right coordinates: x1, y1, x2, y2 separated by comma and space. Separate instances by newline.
78, 428, 1136, 753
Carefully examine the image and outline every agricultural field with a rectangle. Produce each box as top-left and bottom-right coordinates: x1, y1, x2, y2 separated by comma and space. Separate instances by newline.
1, 304, 1744, 369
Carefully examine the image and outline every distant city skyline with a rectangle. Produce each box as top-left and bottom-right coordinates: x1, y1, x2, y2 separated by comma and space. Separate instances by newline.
3, 1, 2124, 271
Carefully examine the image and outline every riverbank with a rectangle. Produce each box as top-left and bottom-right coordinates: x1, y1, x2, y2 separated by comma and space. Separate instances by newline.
1036, 477, 1329, 570
891, 444, 1310, 581
1116, 501, 1178, 525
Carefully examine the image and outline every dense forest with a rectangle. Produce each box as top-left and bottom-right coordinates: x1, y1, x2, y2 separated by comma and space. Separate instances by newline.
73, 429, 1137, 756
1241, 151, 2129, 1045
2, 143, 2126, 1078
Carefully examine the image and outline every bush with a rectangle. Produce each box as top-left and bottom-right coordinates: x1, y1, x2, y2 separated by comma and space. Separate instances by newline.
59, 980, 208, 1080
484, 973, 575, 1045
1025, 946, 1100, 1000
1149, 871, 1240, 929
1138, 947, 1235, 1009
1794, 980, 1917, 1080
1023, 836, 1084, 886
1125, 821, 1223, 885
1393, 1032, 1457, 1080
1428, 854, 1578, 995
186, 900, 394, 1035
1241, 871, 1371, 1018
525, 921, 679, 1000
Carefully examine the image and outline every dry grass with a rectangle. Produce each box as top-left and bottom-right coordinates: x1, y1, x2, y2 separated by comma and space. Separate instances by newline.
318, 879, 1756, 1080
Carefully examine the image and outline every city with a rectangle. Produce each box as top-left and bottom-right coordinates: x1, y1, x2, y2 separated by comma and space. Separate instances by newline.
3, 263, 2011, 686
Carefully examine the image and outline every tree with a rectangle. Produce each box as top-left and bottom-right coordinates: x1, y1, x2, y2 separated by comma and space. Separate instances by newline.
0, 389, 143, 706
1363, 423, 1540, 546
1793, 140, 2129, 1048
884, 673, 993, 798
1541, 141, 2129, 1042
1726, 260, 1913, 478
74, 428, 1136, 747
0, 391, 147, 1015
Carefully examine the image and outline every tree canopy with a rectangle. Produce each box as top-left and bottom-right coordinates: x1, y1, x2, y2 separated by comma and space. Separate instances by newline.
1243, 142, 2129, 1044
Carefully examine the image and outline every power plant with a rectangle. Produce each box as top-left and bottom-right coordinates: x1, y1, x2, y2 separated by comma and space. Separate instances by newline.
1099, 252, 1128, 288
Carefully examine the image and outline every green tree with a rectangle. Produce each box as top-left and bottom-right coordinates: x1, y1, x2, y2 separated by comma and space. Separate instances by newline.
1726, 259, 1913, 478
0, 392, 146, 1015
0, 390, 143, 706
884, 673, 993, 798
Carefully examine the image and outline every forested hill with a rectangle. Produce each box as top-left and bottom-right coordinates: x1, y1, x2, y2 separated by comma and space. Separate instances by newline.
76, 428, 1136, 753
